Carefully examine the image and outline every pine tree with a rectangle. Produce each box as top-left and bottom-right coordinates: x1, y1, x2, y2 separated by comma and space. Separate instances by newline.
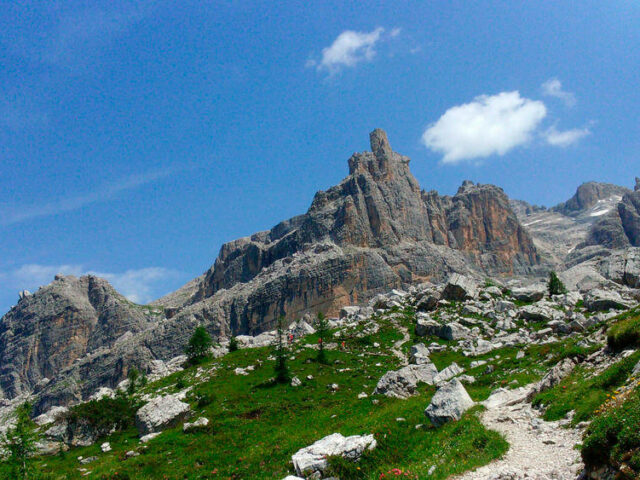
127, 367, 140, 396
315, 312, 329, 364
548, 271, 567, 296
185, 326, 213, 364
274, 317, 289, 383
228, 336, 239, 352
1, 402, 38, 479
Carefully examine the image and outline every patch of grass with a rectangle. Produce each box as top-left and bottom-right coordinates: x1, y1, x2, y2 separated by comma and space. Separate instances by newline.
32, 316, 507, 480
533, 351, 640, 424
607, 307, 640, 351
326, 407, 508, 480
581, 385, 640, 476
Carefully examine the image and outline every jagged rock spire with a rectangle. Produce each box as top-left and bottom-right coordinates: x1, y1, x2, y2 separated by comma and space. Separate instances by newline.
635, 177, 639, 191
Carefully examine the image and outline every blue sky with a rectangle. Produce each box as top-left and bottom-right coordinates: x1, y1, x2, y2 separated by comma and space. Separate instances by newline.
1, 1, 639, 312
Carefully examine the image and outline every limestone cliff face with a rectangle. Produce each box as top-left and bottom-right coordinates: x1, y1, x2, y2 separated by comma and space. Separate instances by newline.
585, 179, 640, 249
176, 130, 538, 335
0, 275, 153, 400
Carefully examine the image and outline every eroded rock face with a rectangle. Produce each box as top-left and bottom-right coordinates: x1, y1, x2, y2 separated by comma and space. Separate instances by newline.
0, 275, 154, 401
553, 182, 630, 216
166, 130, 538, 337
585, 187, 640, 249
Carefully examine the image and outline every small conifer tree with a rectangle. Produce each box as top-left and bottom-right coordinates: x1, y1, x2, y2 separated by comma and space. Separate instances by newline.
1, 402, 38, 479
548, 271, 567, 296
127, 367, 140, 396
274, 317, 289, 383
228, 336, 239, 352
315, 312, 329, 364
185, 326, 213, 364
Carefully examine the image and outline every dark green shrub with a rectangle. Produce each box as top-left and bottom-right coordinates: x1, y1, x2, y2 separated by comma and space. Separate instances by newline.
607, 309, 640, 351
64, 391, 140, 437
175, 374, 187, 390
228, 336, 239, 352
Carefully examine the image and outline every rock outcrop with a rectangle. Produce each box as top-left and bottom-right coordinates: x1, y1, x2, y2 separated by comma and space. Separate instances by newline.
585, 184, 640, 249
0, 275, 156, 401
553, 182, 629, 217
166, 129, 538, 337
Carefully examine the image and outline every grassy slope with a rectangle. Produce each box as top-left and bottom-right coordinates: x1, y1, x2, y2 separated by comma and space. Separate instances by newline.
27, 308, 599, 479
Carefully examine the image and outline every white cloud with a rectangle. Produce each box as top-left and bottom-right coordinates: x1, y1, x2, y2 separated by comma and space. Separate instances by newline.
541, 78, 576, 107
0, 167, 177, 227
309, 27, 386, 73
543, 125, 591, 147
422, 91, 547, 164
1, 264, 180, 305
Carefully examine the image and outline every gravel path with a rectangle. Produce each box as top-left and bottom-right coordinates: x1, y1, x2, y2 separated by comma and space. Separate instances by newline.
454, 388, 584, 480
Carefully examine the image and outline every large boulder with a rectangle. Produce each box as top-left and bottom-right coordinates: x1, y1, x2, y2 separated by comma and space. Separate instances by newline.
518, 304, 557, 323
291, 433, 377, 477
438, 322, 471, 341
415, 291, 440, 312
583, 289, 628, 311
442, 274, 478, 301
135, 394, 191, 436
415, 316, 440, 337
424, 378, 475, 426
373, 364, 438, 399
510, 284, 546, 303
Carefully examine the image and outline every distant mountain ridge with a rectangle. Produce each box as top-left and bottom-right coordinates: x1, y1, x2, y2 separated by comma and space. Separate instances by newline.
1, 129, 638, 413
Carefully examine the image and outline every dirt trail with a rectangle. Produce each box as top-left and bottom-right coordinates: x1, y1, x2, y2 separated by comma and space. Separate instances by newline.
454, 388, 584, 480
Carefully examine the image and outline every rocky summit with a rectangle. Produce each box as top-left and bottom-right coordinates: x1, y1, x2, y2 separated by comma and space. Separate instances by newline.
0, 129, 639, 480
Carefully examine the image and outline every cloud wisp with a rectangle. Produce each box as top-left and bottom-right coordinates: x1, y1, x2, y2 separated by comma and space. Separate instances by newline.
0, 167, 177, 227
1, 263, 180, 305
307, 27, 398, 74
543, 125, 591, 147
541, 78, 576, 107
422, 91, 547, 164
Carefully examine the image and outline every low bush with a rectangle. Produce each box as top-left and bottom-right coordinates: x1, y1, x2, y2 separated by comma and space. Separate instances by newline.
608, 309, 640, 351
582, 386, 640, 475
64, 392, 140, 437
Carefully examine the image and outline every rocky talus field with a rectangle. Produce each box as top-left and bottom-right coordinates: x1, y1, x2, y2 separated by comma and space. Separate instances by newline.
0, 130, 639, 479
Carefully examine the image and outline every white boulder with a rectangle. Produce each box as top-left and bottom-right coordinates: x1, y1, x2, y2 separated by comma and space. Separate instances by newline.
424, 378, 474, 426
135, 394, 191, 436
291, 433, 376, 477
